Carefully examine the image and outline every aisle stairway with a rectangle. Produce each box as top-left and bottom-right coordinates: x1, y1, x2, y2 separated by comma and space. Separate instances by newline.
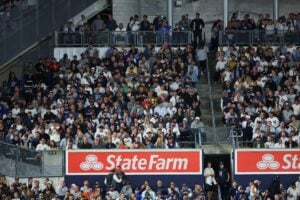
207, 53, 224, 127
196, 52, 233, 153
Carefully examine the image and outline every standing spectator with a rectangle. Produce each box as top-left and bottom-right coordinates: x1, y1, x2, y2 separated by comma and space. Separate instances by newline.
190, 13, 205, 48
196, 41, 209, 77
115, 166, 127, 192
268, 176, 281, 199
158, 19, 171, 44
210, 20, 223, 51
218, 161, 230, 200
114, 23, 128, 45
92, 14, 104, 31
204, 161, 217, 200
178, 15, 190, 31
107, 14, 117, 31
140, 15, 151, 31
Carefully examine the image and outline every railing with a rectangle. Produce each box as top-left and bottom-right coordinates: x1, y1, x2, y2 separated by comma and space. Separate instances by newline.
0, 142, 65, 178
55, 31, 192, 47
218, 30, 300, 45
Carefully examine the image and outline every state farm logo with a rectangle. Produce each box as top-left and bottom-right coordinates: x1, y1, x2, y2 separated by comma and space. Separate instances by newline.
80, 154, 189, 171
256, 154, 280, 170
80, 155, 104, 170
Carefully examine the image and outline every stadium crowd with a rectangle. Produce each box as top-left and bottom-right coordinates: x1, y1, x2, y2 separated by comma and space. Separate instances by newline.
226, 12, 300, 31
0, 39, 205, 150
217, 43, 300, 148
0, 168, 300, 200
60, 12, 205, 48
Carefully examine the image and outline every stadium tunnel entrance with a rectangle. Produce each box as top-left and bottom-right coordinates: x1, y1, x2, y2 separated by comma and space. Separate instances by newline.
203, 153, 232, 180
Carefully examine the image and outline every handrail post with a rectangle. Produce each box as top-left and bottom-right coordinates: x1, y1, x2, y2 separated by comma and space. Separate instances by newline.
198, 128, 202, 148
15, 145, 19, 177
206, 50, 217, 144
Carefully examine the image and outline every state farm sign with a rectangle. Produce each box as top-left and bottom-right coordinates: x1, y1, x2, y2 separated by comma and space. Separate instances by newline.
66, 150, 202, 175
235, 149, 300, 174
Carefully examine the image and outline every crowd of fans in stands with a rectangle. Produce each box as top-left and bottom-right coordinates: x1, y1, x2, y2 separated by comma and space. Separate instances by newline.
226, 12, 300, 31
60, 12, 205, 47
0, 39, 205, 150
217, 43, 300, 148
0, 170, 300, 200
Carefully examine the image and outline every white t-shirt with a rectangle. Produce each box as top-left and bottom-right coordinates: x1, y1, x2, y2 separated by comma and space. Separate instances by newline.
204, 167, 217, 185
287, 186, 297, 200
216, 60, 227, 71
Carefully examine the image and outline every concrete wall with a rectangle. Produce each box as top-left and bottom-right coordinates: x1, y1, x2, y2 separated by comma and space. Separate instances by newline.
112, 0, 140, 25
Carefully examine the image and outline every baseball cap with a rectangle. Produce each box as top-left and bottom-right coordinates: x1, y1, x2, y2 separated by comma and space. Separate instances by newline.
220, 161, 224, 165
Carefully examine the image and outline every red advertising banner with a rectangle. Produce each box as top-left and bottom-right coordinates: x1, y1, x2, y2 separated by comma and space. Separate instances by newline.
235, 149, 300, 174
66, 150, 202, 175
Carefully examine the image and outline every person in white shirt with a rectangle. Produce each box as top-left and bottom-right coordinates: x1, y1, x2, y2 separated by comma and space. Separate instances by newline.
292, 98, 300, 116
154, 102, 167, 117
36, 139, 50, 151
266, 112, 280, 128
166, 102, 177, 117
204, 161, 217, 200
222, 67, 233, 84
295, 176, 300, 200
196, 42, 208, 76
141, 186, 156, 200
215, 55, 227, 83
274, 138, 285, 148
264, 136, 275, 148
287, 182, 297, 200
114, 23, 128, 45
129, 15, 140, 32
55, 180, 69, 198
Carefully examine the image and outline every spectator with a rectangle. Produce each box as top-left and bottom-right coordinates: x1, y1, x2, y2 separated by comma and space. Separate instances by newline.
190, 13, 205, 48
191, 184, 206, 200
295, 176, 300, 200
106, 14, 118, 31
36, 138, 50, 151
92, 14, 104, 31
204, 161, 217, 200
287, 182, 297, 200
141, 185, 156, 200
114, 23, 128, 45
218, 161, 230, 200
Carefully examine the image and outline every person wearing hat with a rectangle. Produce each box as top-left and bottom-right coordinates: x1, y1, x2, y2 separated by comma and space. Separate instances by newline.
218, 161, 230, 200
191, 116, 207, 143
249, 180, 261, 200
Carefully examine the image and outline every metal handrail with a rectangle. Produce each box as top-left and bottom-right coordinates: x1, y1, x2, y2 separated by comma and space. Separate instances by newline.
55, 30, 192, 47
218, 30, 300, 45
206, 50, 217, 143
